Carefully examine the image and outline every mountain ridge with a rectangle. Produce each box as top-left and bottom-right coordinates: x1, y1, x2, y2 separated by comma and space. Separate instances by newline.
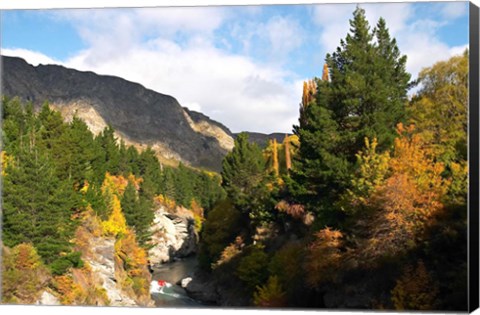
1, 56, 291, 170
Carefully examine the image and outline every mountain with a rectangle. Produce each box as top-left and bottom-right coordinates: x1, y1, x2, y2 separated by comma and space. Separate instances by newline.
1, 56, 234, 171
234, 132, 290, 148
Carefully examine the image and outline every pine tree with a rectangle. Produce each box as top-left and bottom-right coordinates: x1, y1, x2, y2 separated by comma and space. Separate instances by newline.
2, 140, 78, 267
290, 7, 410, 224
325, 7, 410, 156
57, 116, 95, 185
221, 133, 266, 211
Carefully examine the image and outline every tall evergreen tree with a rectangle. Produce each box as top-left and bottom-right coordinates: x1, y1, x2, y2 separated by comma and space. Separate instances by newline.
221, 132, 266, 211
2, 140, 78, 268
291, 7, 410, 224
325, 7, 410, 156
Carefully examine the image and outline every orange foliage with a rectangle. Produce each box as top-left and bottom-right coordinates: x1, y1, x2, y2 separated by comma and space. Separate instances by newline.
322, 63, 330, 81
154, 194, 177, 211
302, 79, 317, 108
212, 236, 244, 269
275, 200, 305, 219
115, 230, 148, 278
305, 228, 344, 287
52, 274, 83, 305
2, 243, 51, 304
360, 124, 450, 260
114, 230, 151, 298
127, 173, 143, 190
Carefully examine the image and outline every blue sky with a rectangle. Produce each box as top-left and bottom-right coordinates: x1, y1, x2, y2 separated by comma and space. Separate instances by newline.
1, 2, 469, 133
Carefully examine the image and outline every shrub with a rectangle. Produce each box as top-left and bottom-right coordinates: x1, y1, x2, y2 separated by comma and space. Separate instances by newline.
235, 245, 269, 290
253, 275, 287, 307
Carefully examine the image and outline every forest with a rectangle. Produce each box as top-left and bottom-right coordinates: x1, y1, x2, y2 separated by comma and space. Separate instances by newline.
1, 7, 469, 310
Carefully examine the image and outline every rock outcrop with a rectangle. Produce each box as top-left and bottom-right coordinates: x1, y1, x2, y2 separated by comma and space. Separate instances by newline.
36, 291, 61, 306
86, 237, 138, 307
148, 205, 198, 266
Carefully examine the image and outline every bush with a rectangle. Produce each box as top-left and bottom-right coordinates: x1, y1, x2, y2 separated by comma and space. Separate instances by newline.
50, 251, 84, 276
235, 245, 269, 290
2, 243, 51, 303
199, 199, 242, 270
253, 275, 287, 307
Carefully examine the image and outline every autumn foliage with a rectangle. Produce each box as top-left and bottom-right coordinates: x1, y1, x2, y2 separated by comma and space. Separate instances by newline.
2, 243, 51, 304
391, 261, 439, 310
253, 276, 288, 307
305, 228, 344, 287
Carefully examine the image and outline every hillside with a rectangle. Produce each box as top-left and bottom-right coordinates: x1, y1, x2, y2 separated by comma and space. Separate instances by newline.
1, 56, 233, 171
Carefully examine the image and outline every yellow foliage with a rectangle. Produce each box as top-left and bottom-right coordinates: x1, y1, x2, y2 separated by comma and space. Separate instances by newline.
101, 172, 140, 197
190, 199, 205, 232
1, 151, 13, 176
102, 194, 128, 236
52, 274, 85, 305
79, 180, 90, 194
253, 275, 287, 307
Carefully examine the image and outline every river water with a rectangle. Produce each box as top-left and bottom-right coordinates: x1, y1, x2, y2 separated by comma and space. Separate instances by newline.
151, 256, 203, 307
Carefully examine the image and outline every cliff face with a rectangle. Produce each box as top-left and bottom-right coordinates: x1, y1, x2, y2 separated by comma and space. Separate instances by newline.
148, 203, 198, 266
1, 56, 233, 171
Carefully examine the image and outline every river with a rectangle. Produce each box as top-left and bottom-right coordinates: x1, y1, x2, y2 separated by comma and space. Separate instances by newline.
150, 256, 203, 307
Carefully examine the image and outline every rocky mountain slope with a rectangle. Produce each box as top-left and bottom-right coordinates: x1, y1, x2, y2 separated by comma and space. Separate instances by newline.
2, 56, 290, 170
1, 56, 233, 171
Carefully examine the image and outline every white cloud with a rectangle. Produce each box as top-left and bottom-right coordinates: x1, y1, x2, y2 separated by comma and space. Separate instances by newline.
311, 2, 466, 81
230, 14, 305, 65
48, 7, 303, 133
68, 44, 300, 133
441, 2, 468, 20
3, 3, 468, 134
1, 48, 60, 66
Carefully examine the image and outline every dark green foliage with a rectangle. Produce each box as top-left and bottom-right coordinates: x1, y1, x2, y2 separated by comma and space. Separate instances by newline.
91, 125, 120, 183
158, 164, 225, 212
326, 8, 410, 155
122, 181, 154, 246
235, 245, 269, 290
198, 199, 242, 270
290, 7, 410, 226
50, 251, 84, 276
221, 132, 266, 210
291, 97, 350, 223
57, 116, 96, 185
2, 97, 225, 274
2, 136, 78, 266
221, 132, 275, 226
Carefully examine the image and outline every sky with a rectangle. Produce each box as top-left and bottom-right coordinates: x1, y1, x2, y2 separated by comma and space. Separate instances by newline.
1, 1, 470, 133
